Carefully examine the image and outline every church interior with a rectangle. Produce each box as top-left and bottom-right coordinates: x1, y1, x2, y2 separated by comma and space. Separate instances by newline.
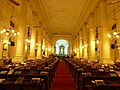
0, 0, 120, 90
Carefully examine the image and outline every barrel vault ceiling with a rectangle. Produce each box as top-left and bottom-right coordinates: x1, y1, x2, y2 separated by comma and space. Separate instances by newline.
36, 0, 120, 37
37, 0, 91, 36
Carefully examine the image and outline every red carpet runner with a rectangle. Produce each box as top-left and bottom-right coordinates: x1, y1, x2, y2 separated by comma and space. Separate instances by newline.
51, 60, 76, 90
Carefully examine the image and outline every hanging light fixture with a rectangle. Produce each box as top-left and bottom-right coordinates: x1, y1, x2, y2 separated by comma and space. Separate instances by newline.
0, 27, 20, 37
0, 5, 20, 46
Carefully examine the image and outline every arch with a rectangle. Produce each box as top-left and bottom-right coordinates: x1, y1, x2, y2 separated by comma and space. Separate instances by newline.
54, 39, 70, 57
52, 36, 73, 57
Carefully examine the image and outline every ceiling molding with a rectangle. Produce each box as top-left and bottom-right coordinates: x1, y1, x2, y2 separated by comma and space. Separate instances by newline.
3, 1, 20, 19
53, 33, 72, 35
8, 0, 20, 6
32, 0, 53, 38
73, 0, 99, 37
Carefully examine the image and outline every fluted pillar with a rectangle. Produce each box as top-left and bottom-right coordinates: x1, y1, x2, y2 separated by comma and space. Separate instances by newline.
99, 0, 114, 64
12, 0, 27, 63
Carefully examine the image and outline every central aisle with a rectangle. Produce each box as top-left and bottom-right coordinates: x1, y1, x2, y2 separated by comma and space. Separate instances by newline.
51, 60, 76, 90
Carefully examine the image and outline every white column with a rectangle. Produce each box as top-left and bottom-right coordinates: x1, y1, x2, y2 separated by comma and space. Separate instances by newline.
27, 27, 36, 60
36, 36, 42, 60
50, 41, 52, 55
12, 0, 27, 63
76, 34, 80, 58
79, 30, 83, 58
0, 0, 3, 60
74, 37, 77, 57
89, 14, 96, 61
83, 26, 88, 59
48, 41, 52, 55
99, 0, 114, 64
42, 37, 45, 58
45, 41, 48, 57
51, 42, 55, 54
36, 27, 43, 60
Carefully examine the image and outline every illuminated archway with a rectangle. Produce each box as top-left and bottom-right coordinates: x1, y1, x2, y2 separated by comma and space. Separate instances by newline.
55, 39, 69, 55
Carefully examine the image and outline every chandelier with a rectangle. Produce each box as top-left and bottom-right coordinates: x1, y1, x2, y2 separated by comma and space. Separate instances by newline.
0, 21, 19, 37
0, 28, 19, 37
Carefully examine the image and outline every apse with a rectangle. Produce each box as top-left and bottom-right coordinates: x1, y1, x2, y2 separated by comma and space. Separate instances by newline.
55, 39, 69, 55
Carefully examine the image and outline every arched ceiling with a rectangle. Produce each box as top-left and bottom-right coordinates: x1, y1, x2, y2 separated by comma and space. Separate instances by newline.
39, 0, 90, 36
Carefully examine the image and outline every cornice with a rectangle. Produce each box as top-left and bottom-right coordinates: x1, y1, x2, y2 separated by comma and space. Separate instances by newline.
73, 0, 99, 37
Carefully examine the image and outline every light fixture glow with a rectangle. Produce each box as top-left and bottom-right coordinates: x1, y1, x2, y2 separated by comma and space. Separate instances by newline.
17, 32, 20, 35
113, 31, 117, 35
3, 29, 6, 32
116, 35, 119, 38
6, 32, 9, 35
96, 40, 99, 44
1, 31, 3, 34
14, 33, 16, 36
107, 34, 111, 38
12, 29, 14, 33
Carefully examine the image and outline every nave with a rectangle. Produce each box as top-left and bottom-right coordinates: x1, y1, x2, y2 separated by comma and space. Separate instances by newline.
1, 57, 120, 90
51, 60, 76, 90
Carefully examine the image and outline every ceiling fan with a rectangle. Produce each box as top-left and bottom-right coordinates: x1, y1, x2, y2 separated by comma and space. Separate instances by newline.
107, 0, 120, 5
9, 0, 20, 6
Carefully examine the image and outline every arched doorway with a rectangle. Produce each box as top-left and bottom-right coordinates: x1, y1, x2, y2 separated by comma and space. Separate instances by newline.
55, 39, 69, 57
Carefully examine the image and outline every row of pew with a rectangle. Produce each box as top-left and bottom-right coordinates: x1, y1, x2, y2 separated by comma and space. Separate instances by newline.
65, 59, 120, 90
0, 59, 59, 90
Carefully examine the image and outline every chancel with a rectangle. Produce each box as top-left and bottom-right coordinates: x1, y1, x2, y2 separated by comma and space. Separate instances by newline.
59, 45, 64, 54
0, 0, 120, 90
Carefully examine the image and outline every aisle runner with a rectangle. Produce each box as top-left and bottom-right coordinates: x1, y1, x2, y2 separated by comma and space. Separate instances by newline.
51, 60, 76, 90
